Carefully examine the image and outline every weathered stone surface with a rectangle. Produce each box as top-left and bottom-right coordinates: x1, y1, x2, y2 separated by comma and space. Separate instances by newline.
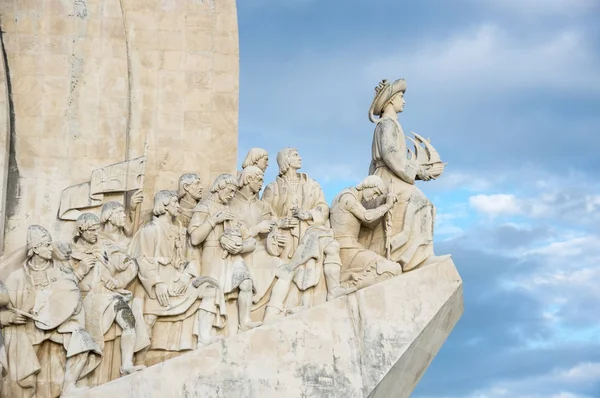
71, 258, 463, 398
0, 0, 239, 259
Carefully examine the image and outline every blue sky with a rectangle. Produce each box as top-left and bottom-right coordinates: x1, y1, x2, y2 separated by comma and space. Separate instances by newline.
236, 0, 600, 397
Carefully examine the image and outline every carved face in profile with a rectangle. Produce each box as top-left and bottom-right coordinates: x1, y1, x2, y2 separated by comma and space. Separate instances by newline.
248, 174, 264, 194
81, 223, 100, 244
288, 150, 302, 170
110, 207, 127, 228
256, 156, 269, 172
34, 242, 53, 260
217, 183, 237, 204
390, 91, 405, 113
185, 178, 203, 201
362, 187, 382, 203
166, 197, 181, 217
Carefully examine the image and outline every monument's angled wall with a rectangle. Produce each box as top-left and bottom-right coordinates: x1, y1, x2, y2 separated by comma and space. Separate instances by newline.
0, 0, 239, 260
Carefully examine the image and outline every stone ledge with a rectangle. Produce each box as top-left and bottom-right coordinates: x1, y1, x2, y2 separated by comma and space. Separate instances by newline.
72, 258, 463, 398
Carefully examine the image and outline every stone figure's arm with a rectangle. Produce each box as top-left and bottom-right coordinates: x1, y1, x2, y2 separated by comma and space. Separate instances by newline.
241, 237, 257, 254
114, 256, 139, 288
377, 121, 419, 184
261, 183, 279, 217
137, 226, 164, 289
188, 209, 214, 246
346, 194, 393, 226
125, 189, 144, 237
308, 183, 330, 225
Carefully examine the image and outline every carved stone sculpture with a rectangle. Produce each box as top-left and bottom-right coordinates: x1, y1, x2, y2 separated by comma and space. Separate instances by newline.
69, 213, 148, 386
261, 149, 354, 320
229, 166, 286, 321
330, 176, 403, 289
361, 79, 449, 271
127, 191, 221, 366
177, 174, 204, 228
0, 280, 10, 396
188, 174, 262, 337
241, 148, 270, 173
2, 225, 102, 398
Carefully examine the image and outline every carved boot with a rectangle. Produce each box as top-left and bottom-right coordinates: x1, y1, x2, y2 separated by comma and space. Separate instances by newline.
120, 330, 146, 375
238, 280, 262, 331
324, 263, 356, 301
62, 353, 89, 395
197, 309, 224, 346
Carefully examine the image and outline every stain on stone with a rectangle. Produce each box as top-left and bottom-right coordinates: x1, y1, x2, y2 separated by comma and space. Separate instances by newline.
0, 26, 21, 240
296, 364, 336, 397
74, 0, 88, 19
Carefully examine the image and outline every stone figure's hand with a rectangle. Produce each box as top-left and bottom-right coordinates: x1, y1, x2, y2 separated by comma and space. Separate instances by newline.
278, 217, 299, 229
104, 278, 119, 290
172, 279, 188, 295
80, 257, 96, 274
254, 220, 276, 235
222, 238, 243, 254
385, 193, 398, 206
417, 166, 432, 181
276, 234, 288, 247
212, 211, 234, 225
130, 189, 144, 209
9, 312, 27, 325
291, 207, 312, 221
155, 283, 170, 307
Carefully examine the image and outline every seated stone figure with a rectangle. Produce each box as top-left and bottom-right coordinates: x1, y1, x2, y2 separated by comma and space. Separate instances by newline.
70, 213, 147, 383
128, 190, 221, 366
2, 225, 102, 398
229, 166, 287, 321
189, 174, 262, 338
330, 176, 403, 290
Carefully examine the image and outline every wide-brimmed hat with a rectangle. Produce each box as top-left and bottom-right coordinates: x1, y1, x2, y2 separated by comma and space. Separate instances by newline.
368, 78, 407, 123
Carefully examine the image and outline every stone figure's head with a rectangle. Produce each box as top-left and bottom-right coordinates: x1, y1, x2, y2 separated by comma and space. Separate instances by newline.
356, 175, 387, 203
178, 173, 203, 201
368, 79, 407, 122
210, 174, 238, 204
74, 213, 101, 245
220, 227, 243, 250
153, 190, 180, 218
27, 225, 53, 260
277, 147, 302, 176
239, 166, 264, 195
242, 148, 269, 172
100, 201, 126, 228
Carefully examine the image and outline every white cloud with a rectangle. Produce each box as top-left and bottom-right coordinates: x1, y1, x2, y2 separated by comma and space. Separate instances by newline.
367, 24, 600, 95
469, 194, 521, 216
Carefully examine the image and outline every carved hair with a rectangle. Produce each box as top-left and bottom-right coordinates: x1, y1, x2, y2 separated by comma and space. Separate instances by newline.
210, 173, 238, 193
276, 147, 298, 176
238, 166, 263, 187
26, 225, 52, 258
177, 173, 201, 199
100, 201, 124, 224
153, 190, 178, 216
74, 213, 101, 241
241, 148, 268, 169
356, 175, 387, 194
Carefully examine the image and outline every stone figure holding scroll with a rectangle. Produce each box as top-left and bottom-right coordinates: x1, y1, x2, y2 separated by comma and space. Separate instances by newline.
330, 176, 403, 289
128, 190, 221, 365
1, 225, 102, 398
70, 213, 148, 385
361, 78, 449, 271
188, 174, 262, 337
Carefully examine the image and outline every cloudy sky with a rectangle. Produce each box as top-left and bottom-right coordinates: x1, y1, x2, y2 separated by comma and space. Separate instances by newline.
235, 0, 600, 397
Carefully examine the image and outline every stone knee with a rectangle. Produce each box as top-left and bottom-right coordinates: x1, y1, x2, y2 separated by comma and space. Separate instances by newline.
239, 279, 253, 292
114, 298, 136, 332
323, 239, 341, 265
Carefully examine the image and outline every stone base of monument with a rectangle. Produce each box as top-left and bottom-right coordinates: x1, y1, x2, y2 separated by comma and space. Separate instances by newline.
72, 258, 462, 398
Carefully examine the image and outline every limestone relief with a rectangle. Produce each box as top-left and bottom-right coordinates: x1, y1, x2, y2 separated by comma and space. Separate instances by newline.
0, 77, 451, 396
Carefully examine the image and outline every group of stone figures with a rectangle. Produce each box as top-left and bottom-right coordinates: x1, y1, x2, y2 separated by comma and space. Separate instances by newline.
0, 78, 448, 397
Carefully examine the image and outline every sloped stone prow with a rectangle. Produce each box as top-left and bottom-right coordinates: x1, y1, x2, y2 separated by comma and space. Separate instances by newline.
72, 258, 463, 398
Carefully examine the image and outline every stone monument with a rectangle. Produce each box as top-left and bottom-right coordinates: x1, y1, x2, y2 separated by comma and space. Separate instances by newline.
0, 2, 463, 397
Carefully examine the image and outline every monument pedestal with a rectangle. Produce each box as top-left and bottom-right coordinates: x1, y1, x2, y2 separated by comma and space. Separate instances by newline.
72, 258, 463, 398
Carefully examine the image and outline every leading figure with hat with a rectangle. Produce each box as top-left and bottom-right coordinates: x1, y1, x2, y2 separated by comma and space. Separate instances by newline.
361, 78, 449, 271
